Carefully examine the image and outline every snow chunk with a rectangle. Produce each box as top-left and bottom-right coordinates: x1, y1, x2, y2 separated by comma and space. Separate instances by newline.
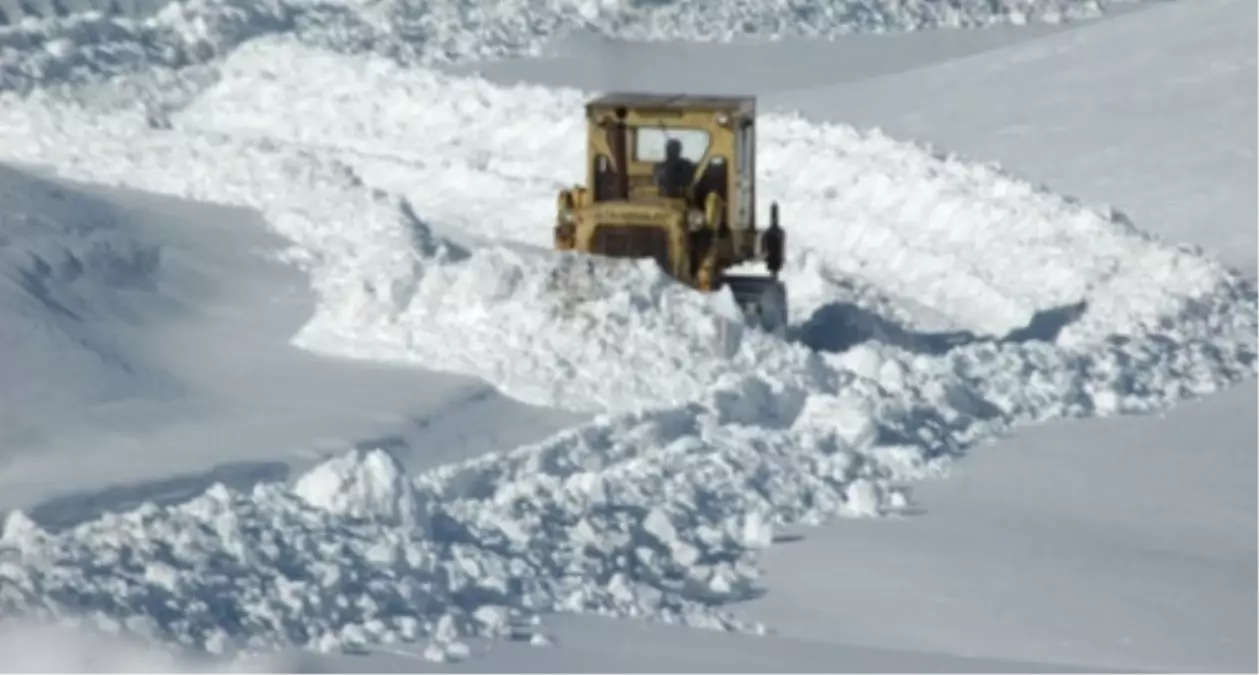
293, 447, 426, 529
844, 479, 885, 517
529, 633, 554, 647
1, 511, 44, 546
740, 511, 775, 550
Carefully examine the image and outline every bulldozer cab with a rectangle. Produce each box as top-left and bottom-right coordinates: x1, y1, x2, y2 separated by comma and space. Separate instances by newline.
583, 93, 758, 231
554, 92, 786, 332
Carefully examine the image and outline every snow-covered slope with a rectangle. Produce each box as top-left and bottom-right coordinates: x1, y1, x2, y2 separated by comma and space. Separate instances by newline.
772, 0, 1259, 276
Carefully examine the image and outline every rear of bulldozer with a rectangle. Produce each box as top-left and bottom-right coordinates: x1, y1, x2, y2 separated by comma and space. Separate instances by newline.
553, 93, 790, 333
553, 191, 693, 286
555, 189, 789, 333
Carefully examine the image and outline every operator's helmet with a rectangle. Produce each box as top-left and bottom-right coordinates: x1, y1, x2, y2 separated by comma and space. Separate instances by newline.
665, 138, 683, 160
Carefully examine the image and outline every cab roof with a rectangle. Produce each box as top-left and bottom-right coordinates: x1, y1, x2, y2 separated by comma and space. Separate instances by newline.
586, 92, 756, 114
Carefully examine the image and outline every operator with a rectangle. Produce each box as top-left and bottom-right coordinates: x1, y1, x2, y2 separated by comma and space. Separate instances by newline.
653, 138, 696, 199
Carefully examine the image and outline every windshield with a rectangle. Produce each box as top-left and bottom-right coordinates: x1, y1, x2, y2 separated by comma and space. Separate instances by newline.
633, 127, 710, 163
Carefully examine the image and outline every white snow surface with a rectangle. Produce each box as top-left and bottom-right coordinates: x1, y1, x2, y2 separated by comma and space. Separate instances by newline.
0, 3, 1255, 666
0, 622, 285, 675
0, 0, 1127, 92
0, 165, 178, 449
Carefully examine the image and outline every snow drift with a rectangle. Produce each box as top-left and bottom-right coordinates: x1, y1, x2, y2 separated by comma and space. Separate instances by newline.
0, 19, 1255, 666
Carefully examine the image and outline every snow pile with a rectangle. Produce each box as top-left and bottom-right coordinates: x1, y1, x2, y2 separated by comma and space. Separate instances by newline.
0, 0, 290, 93
0, 443, 773, 659
0, 0, 1122, 92
759, 117, 1239, 340
0, 164, 171, 448
292, 448, 428, 528
0, 375, 945, 657
9, 330, 1246, 659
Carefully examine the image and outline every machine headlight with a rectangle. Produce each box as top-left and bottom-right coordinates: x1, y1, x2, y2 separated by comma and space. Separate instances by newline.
687, 209, 706, 229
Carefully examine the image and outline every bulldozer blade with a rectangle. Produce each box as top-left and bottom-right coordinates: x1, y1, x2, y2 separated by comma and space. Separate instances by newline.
723, 274, 789, 333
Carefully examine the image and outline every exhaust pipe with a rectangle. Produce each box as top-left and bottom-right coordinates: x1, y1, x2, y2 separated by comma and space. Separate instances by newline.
608, 106, 631, 200
762, 201, 785, 279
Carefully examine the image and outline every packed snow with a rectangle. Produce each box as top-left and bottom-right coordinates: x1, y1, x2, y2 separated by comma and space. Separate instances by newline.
0, 0, 1254, 668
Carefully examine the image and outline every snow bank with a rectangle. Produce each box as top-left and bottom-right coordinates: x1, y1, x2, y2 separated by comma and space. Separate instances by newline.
0, 0, 1122, 92
0, 164, 172, 448
161, 40, 1256, 406
0, 33, 1254, 664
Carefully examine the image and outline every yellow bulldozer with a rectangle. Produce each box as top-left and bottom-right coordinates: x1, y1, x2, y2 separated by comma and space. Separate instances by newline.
553, 93, 788, 331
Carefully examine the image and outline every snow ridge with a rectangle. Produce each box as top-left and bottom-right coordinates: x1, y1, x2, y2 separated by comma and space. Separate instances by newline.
0, 0, 1121, 92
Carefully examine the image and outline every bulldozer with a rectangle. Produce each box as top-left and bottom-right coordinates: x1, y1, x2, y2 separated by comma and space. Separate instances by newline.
553, 93, 788, 331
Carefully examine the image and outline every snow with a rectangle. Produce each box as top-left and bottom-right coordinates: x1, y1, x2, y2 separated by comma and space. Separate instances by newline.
292, 448, 428, 528
6, 37, 1250, 415
743, 381, 1258, 672
0, 0, 1253, 670
0, 162, 579, 518
0, 0, 1124, 92
1, 440, 770, 656
0, 165, 176, 449
2, 40, 1259, 659
0, 620, 237, 672
769, 0, 1259, 275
